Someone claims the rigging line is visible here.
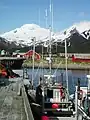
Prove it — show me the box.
[41,58,52,75]
[34,61,42,80]
[53,61,62,75]
[43,67,49,75]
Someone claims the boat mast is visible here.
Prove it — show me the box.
[32,37,35,87]
[45,8,49,53]
[65,37,69,96]
[49,0,52,79]
[51,3,53,32]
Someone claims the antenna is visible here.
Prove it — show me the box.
[45,9,48,28]
[52,3,53,32]
[38,9,40,26]
[45,8,49,53]
[50,0,52,29]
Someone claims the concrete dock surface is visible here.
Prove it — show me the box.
[0,78,26,120]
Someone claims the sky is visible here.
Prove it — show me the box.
[0,0,90,33]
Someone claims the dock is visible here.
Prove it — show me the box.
[0,75,88,120]
[23,63,90,70]
[0,77,34,120]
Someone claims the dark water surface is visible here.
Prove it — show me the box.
[27,68,89,94]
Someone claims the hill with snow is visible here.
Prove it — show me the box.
[1,21,90,53]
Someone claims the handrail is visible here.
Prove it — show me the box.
[78,104,90,120]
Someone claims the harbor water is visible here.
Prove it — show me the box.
[13,69,89,95]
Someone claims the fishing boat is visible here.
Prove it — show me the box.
[40,0,74,118]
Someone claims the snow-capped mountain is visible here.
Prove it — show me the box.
[54,21,90,42]
[1,21,90,48]
[0,24,53,47]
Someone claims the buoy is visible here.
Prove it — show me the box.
[41,116,49,120]
[52,103,59,109]
[2,71,7,76]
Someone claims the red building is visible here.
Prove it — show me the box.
[23,50,41,60]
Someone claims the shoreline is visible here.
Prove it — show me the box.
[22,63,90,70]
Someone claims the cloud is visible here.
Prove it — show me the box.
[78,12,86,17]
